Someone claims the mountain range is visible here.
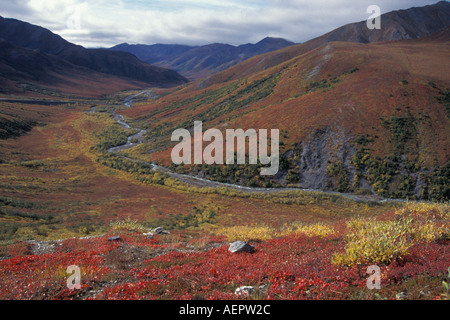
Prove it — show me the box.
[110,37,296,80]
[110,1,450,80]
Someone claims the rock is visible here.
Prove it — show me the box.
[153,227,170,235]
[228,241,254,253]
[143,232,154,239]
[235,286,255,296]
[108,236,121,241]
[235,285,266,296]
[396,292,408,300]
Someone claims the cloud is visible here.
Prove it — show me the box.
[0,0,441,48]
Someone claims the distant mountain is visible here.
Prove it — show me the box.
[110,43,195,65]
[321,1,450,43]
[110,37,295,80]
[0,39,163,97]
[203,1,450,85]
[0,16,188,87]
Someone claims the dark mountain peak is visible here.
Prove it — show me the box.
[0,16,187,86]
[322,1,450,43]
[0,16,72,56]
[256,37,295,45]
[111,37,296,80]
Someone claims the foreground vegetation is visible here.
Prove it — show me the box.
[0,202,448,300]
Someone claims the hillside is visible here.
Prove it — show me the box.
[118,28,450,201]
[110,37,295,80]
[199,1,450,85]
[0,16,188,87]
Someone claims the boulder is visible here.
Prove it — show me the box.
[108,236,121,241]
[153,227,170,235]
[228,241,254,253]
[235,286,255,296]
[143,232,154,239]
[235,285,266,296]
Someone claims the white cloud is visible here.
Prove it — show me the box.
[0,0,441,47]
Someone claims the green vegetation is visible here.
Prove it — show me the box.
[382,111,418,155]
[175,205,217,229]
[422,161,450,201]
[0,119,36,139]
[306,67,359,94]
[149,205,218,231]
[96,153,154,175]
[326,161,350,193]
[435,88,450,118]
[92,124,137,152]
[350,131,449,200]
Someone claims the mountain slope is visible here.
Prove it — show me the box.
[119,27,450,201]
[0,39,156,97]
[110,43,195,65]
[0,16,188,86]
[110,37,295,80]
[201,1,450,86]
[323,0,450,43]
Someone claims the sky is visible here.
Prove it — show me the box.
[0,0,443,48]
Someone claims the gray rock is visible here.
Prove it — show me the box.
[228,241,254,253]
[108,236,121,241]
[153,227,170,235]
[235,285,266,296]
[396,292,408,300]
[235,286,255,296]
[143,232,154,239]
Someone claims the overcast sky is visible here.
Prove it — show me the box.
[0,0,443,48]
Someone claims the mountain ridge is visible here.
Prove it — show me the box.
[0,16,188,87]
[109,1,450,81]
[110,37,296,80]
[198,1,450,86]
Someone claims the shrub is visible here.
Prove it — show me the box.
[332,218,413,266]
[395,202,449,220]
[213,222,335,242]
[410,223,448,242]
[110,217,147,233]
[213,225,275,242]
[280,222,335,238]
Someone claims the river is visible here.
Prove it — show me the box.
[103,90,405,204]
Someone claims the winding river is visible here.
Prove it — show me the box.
[103,90,404,204]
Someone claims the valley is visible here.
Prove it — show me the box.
[0,1,448,302]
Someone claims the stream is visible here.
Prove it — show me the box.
[101,90,405,204]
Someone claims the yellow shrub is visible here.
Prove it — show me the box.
[411,223,448,242]
[213,225,275,242]
[280,222,335,238]
[214,222,335,242]
[395,201,449,220]
[332,218,413,266]
[110,217,147,233]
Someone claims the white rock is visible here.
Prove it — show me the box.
[228,241,254,253]
[235,286,255,296]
